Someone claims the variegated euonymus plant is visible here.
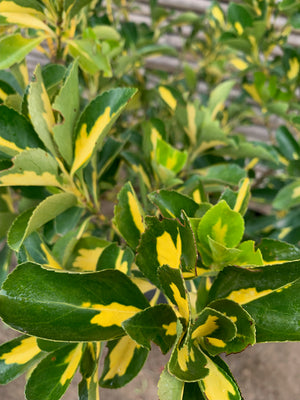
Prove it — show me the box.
[0,1,300,400]
[0,62,298,400]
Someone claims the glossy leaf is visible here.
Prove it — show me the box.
[275,126,300,161]
[66,236,109,271]
[136,217,183,287]
[0,243,10,285]
[78,342,101,400]
[0,34,45,70]
[8,192,77,251]
[258,238,300,263]
[199,354,241,400]
[0,335,44,384]
[122,304,177,354]
[197,200,244,266]
[99,336,149,388]
[52,61,79,166]
[71,87,137,175]
[113,181,145,250]
[168,321,208,382]
[28,65,56,155]
[0,148,62,188]
[0,105,43,157]
[96,243,133,275]
[148,190,199,221]
[0,262,149,341]
[204,299,255,355]
[158,265,190,324]
[25,343,84,400]
[208,261,300,341]
[200,164,246,186]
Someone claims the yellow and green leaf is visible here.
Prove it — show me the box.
[0,263,149,341]
[99,336,149,388]
[25,343,84,400]
[122,304,177,354]
[71,87,137,175]
[113,181,145,250]
[8,192,77,251]
[0,335,45,384]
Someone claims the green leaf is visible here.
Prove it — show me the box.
[0,105,43,157]
[168,321,208,382]
[205,299,255,355]
[208,261,300,341]
[28,65,57,155]
[158,265,190,324]
[68,39,112,76]
[97,243,134,275]
[220,178,251,216]
[71,87,137,175]
[52,61,79,166]
[66,236,109,271]
[158,368,184,400]
[191,307,236,345]
[228,3,253,34]
[64,0,94,18]
[148,189,199,221]
[200,164,246,186]
[0,243,10,285]
[154,137,187,175]
[78,342,101,400]
[8,192,77,251]
[183,381,205,400]
[99,336,149,388]
[122,304,177,354]
[275,126,300,161]
[0,262,149,341]
[208,80,235,120]
[113,181,145,250]
[199,354,241,400]
[197,200,244,266]
[136,217,183,287]
[137,44,177,57]
[273,181,300,210]
[0,148,62,188]
[0,34,45,70]
[0,335,44,384]
[258,238,300,263]
[25,343,84,400]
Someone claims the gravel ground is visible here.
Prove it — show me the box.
[0,322,299,400]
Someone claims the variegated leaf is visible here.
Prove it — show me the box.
[148,190,199,221]
[122,304,177,354]
[168,321,208,382]
[8,192,77,251]
[99,336,149,388]
[113,181,145,250]
[79,342,101,400]
[208,261,300,341]
[25,343,84,400]
[158,265,190,325]
[199,354,241,400]
[197,200,244,266]
[220,177,251,216]
[0,105,43,157]
[0,148,62,188]
[66,237,110,271]
[204,299,255,355]
[0,262,149,341]
[0,34,45,70]
[52,61,79,166]
[136,217,183,287]
[0,335,45,384]
[28,65,56,154]
[258,238,300,263]
[71,87,137,175]
[97,243,134,275]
